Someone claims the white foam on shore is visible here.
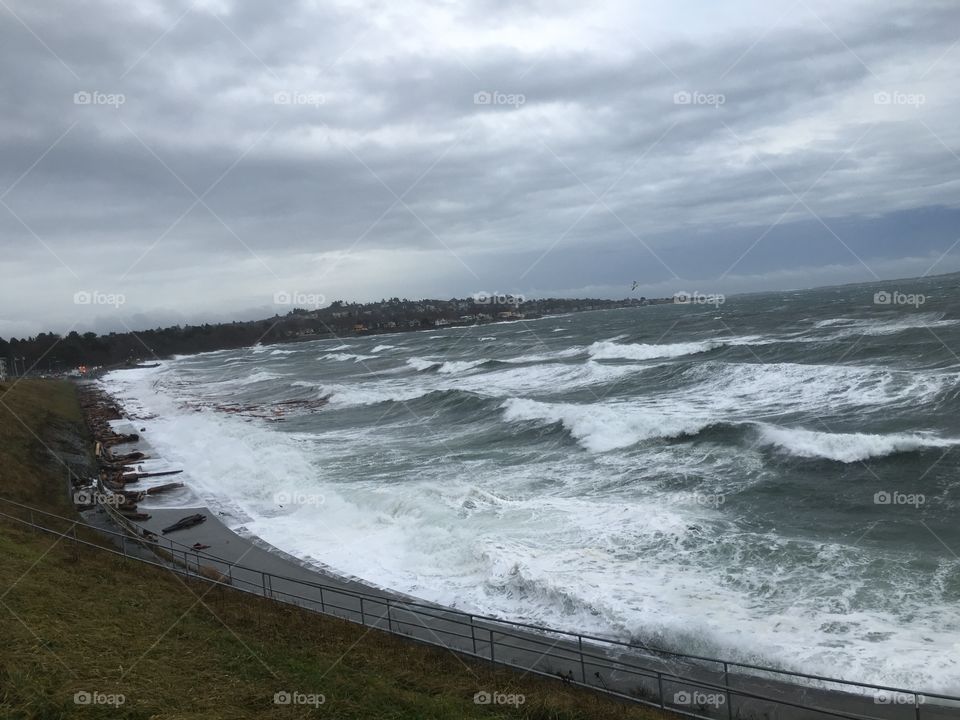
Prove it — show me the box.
[126,384,959,692]
[96,348,960,695]
[100,365,330,518]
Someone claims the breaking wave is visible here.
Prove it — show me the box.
[756,424,960,463]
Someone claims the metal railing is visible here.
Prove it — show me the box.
[1,495,957,720]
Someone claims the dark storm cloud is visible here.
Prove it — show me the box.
[1,0,959,334]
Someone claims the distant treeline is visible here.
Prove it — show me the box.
[2,296,658,374]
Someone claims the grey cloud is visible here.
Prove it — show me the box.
[1,0,959,335]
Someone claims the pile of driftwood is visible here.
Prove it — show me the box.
[78,385,185,520]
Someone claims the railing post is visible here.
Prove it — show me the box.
[360,597,366,625]
[319,586,325,612]
[470,615,477,655]
[725,661,732,720]
[489,628,495,666]
[261,572,267,597]
[916,693,922,720]
[658,672,664,709]
[386,600,393,632]
[578,635,586,683]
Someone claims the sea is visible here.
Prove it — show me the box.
[101,273,960,693]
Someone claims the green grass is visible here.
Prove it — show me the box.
[0,380,677,720]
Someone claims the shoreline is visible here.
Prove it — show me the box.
[78,380,960,719]
[4,379,680,719]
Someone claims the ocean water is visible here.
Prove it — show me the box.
[101,275,960,693]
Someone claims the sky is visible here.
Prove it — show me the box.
[1,0,959,336]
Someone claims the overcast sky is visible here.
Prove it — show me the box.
[1,0,959,336]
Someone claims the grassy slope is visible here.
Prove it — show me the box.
[0,380,675,720]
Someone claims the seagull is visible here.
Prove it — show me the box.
[631,281,639,291]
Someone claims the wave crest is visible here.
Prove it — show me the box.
[756,424,959,463]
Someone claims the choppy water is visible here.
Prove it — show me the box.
[102,274,960,692]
